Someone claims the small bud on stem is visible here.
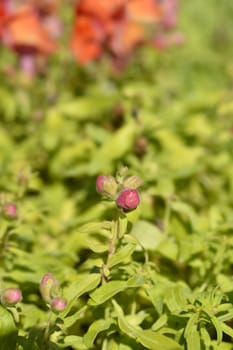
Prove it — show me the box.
[116,188,140,212]
[2,202,18,220]
[96,175,118,198]
[40,273,59,304]
[50,296,67,313]
[1,287,22,306]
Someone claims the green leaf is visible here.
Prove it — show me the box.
[87,123,137,174]
[113,300,182,350]
[89,281,127,306]
[134,329,182,350]
[112,299,138,336]
[63,305,87,329]
[152,314,168,331]
[164,285,188,313]
[170,201,197,227]
[156,239,178,261]
[60,336,88,349]
[62,273,101,316]
[210,315,223,345]
[130,220,165,251]
[58,94,117,120]
[107,242,136,268]
[200,325,211,348]
[184,314,201,350]
[217,274,233,292]
[89,276,144,306]
[0,306,18,350]
[221,322,233,339]
[78,221,112,234]
[84,238,109,253]
[118,216,128,238]
[83,319,114,347]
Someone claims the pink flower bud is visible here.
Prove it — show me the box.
[50,296,67,313]
[96,175,118,198]
[2,202,18,220]
[116,189,140,212]
[40,273,59,304]
[1,287,22,306]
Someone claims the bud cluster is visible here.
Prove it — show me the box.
[40,273,67,313]
[96,170,141,213]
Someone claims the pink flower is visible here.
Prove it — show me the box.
[40,273,59,303]
[96,175,118,198]
[116,188,140,212]
[1,287,22,306]
[2,202,18,219]
[51,296,67,313]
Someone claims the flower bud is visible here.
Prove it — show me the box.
[96,175,118,198]
[123,176,142,189]
[2,202,18,220]
[40,273,59,304]
[50,296,67,313]
[1,288,22,307]
[116,189,140,212]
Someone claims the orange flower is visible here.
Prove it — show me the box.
[127,0,162,23]
[1,5,57,54]
[110,20,144,56]
[78,0,125,20]
[70,0,167,67]
[0,3,8,38]
[70,14,105,64]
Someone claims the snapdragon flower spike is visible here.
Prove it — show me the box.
[96,175,118,198]
[40,273,59,304]
[50,296,67,313]
[116,188,140,212]
[1,287,22,307]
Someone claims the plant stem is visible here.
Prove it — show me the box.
[42,310,53,349]
[107,219,118,263]
[101,217,120,283]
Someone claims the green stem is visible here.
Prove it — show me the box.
[42,310,54,349]
[101,216,120,283]
[107,219,118,264]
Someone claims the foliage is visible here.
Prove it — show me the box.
[0,0,233,349]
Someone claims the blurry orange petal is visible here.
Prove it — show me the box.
[128,0,162,23]
[3,6,57,53]
[0,4,8,36]
[70,15,104,64]
[78,0,125,20]
[110,21,144,56]
[71,38,102,64]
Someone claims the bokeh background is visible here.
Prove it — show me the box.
[1,1,233,348]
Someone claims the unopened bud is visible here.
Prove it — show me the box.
[1,288,22,306]
[96,175,118,198]
[116,189,140,212]
[2,202,18,220]
[123,176,142,189]
[50,296,67,313]
[40,273,59,304]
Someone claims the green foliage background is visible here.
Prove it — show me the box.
[1,0,233,349]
